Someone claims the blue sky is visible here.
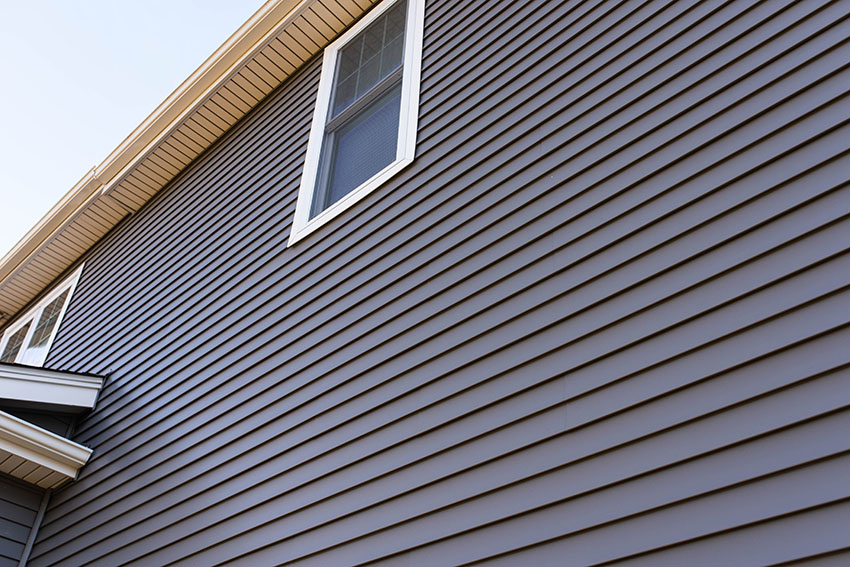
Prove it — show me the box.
[0,0,266,257]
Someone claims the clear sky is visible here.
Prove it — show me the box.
[0,0,267,257]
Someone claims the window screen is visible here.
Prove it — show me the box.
[316,84,402,212]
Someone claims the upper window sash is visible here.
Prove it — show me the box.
[0,265,83,367]
[329,0,407,120]
[289,0,425,246]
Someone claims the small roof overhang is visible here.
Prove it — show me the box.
[0,363,103,487]
[0,362,103,413]
[0,410,93,488]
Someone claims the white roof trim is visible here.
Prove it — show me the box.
[0,410,92,487]
[0,363,103,411]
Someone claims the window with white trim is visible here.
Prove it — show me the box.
[0,265,83,367]
[289,0,425,245]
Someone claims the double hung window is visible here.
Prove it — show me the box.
[289,0,424,244]
[0,266,83,366]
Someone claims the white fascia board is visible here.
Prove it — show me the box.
[0,410,92,479]
[0,364,103,410]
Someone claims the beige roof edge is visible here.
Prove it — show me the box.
[0,0,302,286]
[95,0,296,185]
[0,0,373,320]
[95,0,307,185]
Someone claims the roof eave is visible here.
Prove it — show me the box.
[0,0,374,324]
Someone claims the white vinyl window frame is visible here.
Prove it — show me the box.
[288,0,425,246]
[0,265,84,367]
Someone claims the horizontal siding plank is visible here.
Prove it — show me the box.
[453,457,850,567]
[777,547,850,567]
[0,498,36,530]
[601,504,850,567]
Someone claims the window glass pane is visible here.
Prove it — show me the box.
[331,0,407,117]
[1,322,31,363]
[381,34,404,78]
[384,0,406,41]
[381,0,406,76]
[334,74,358,113]
[18,290,69,366]
[361,19,385,64]
[358,51,382,97]
[319,83,402,212]
[337,35,362,81]
[27,290,69,349]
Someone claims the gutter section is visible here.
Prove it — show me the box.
[95,0,306,189]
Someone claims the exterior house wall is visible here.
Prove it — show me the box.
[0,475,43,567]
[19,0,850,564]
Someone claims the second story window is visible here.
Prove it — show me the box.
[289,0,425,245]
[0,265,83,366]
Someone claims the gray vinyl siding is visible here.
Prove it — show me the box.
[0,475,42,567]
[24,0,850,564]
